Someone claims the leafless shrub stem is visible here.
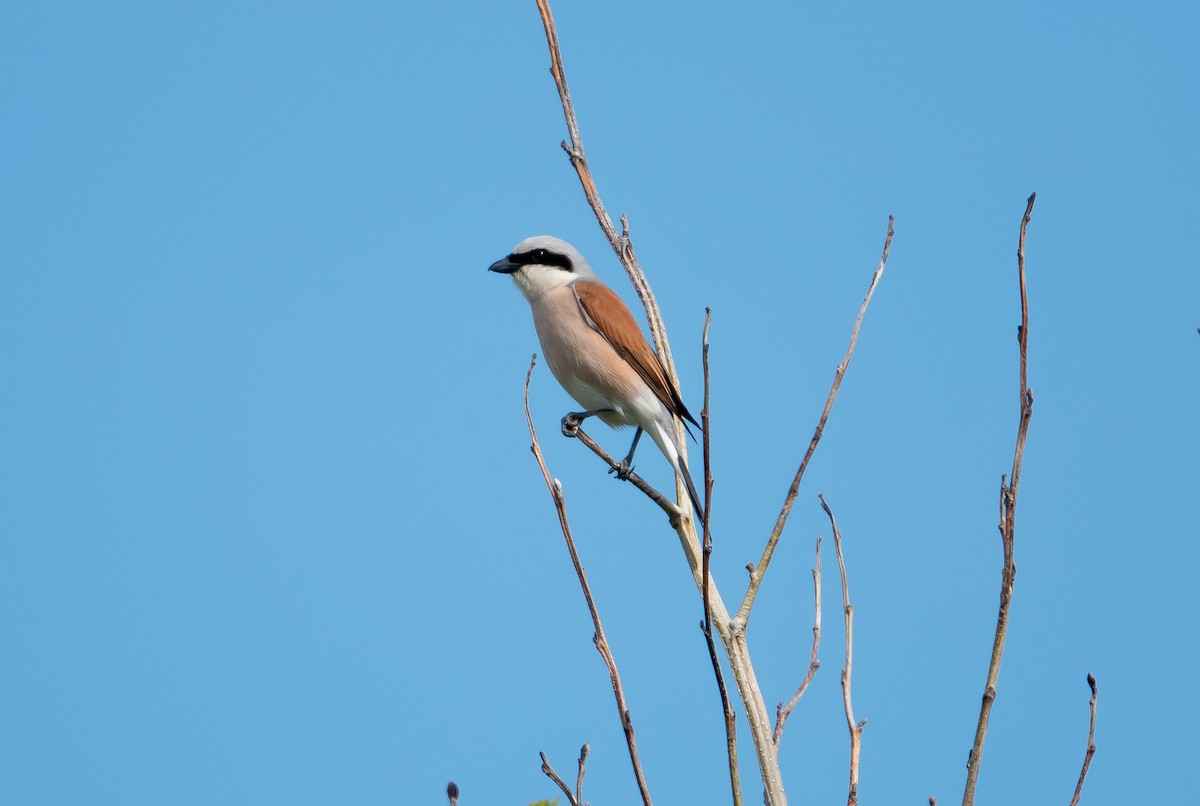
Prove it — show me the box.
[962,192,1036,806]
[1068,674,1099,806]
[532,0,674,372]
[773,536,822,748]
[822,494,862,806]
[540,750,581,806]
[739,217,894,626]
[525,357,653,806]
[700,309,741,805]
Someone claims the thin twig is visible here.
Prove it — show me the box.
[446,781,459,806]
[773,535,822,747]
[576,743,590,806]
[700,309,741,806]
[962,192,1036,806]
[540,752,580,806]
[822,494,862,806]
[739,216,894,626]
[532,0,673,370]
[1068,674,1099,806]
[525,356,654,806]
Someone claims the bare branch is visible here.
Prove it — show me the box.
[532,0,675,374]
[962,192,1037,806]
[560,420,685,522]
[773,535,822,747]
[532,6,785,801]
[446,781,459,806]
[525,356,654,806]
[739,216,894,626]
[1068,674,1099,806]
[576,743,590,806]
[822,494,862,806]
[700,309,741,806]
[540,752,580,806]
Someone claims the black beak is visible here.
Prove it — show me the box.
[488,256,519,275]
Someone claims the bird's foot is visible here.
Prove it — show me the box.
[561,412,585,437]
[608,458,634,481]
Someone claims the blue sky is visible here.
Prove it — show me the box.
[3,2,1197,804]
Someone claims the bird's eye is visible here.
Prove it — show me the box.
[532,249,549,261]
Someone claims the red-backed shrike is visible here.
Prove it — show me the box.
[490,235,703,517]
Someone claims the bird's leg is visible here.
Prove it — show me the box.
[561,408,614,438]
[608,427,643,481]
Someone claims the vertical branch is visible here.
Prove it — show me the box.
[1067,674,1099,806]
[446,781,459,806]
[700,309,741,806]
[534,0,697,548]
[575,743,590,806]
[773,535,822,748]
[530,4,787,803]
[532,0,673,369]
[525,356,654,806]
[962,192,1036,806]
[821,494,862,806]
[739,216,894,626]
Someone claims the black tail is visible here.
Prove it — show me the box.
[676,453,705,521]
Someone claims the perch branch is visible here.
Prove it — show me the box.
[562,421,682,519]
[525,356,654,806]
[1067,674,1099,806]
[823,494,863,806]
[962,192,1036,806]
[739,216,894,626]
[773,535,822,747]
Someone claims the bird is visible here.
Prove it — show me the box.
[489,235,704,518]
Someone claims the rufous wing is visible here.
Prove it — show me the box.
[572,280,699,427]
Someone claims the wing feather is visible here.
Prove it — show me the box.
[572,281,700,428]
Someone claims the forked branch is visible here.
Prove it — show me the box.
[962,192,1037,806]
[539,746,589,806]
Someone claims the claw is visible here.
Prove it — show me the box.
[561,412,584,437]
[608,459,634,481]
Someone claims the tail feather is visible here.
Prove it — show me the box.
[675,453,705,521]
[647,418,705,521]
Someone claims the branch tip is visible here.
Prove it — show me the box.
[963,196,1036,806]
[739,214,893,626]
